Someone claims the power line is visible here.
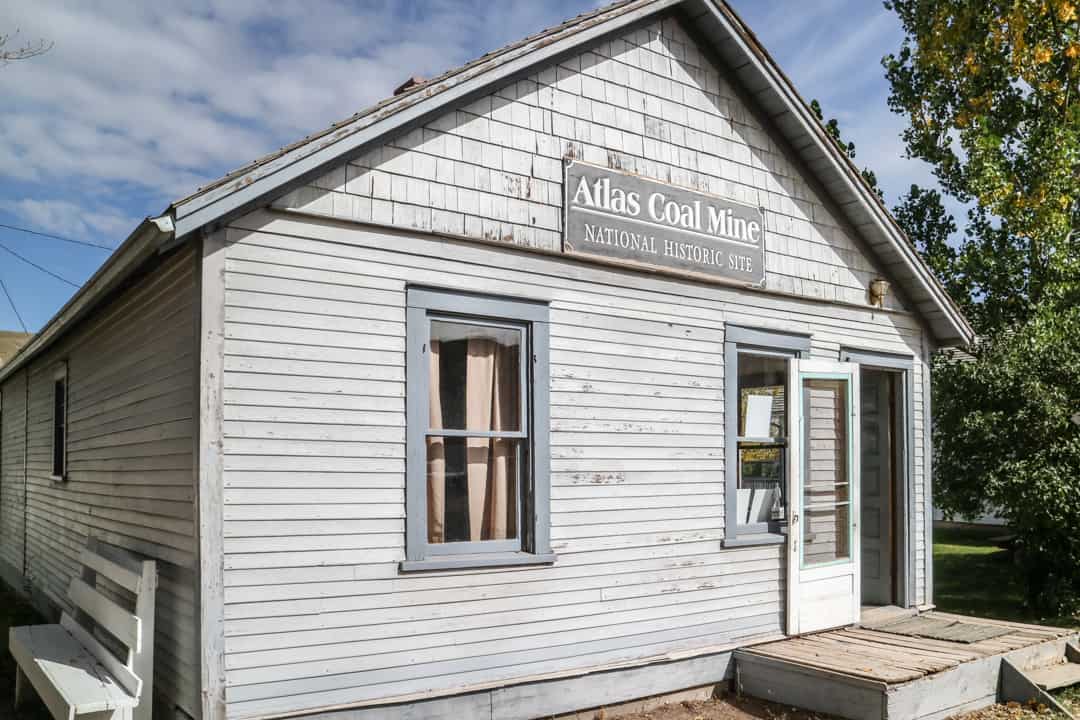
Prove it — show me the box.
[0,222,115,251]
[0,242,80,288]
[0,274,27,332]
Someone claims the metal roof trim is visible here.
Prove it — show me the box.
[169,0,678,237]
[0,218,169,384]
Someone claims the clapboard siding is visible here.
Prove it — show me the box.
[210,13,932,717]
[0,370,27,585]
[276,15,907,313]
[0,247,200,718]
[217,208,929,718]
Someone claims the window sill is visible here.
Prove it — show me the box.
[400,552,556,573]
[49,474,67,484]
[721,533,786,548]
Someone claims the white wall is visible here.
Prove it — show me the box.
[269,6,932,611]
[215,12,933,718]
[275,16,908,314]
[0,246,201,718]
[0,370,27,589]
[218,207,929,718]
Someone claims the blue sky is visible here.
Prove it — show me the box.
[0,0,942,333]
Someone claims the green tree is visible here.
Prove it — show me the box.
[810,99,884,199]
[892,185,971,309]
[884,0,1080,313]
[808,100,970,313]
[883,0,1080,614]
[933,305,1080,613]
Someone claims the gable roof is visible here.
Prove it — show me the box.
[0,0,973,383]
[168,0,679,238]
[168,0,972,345]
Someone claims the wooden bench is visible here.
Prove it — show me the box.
[8,538,156,720]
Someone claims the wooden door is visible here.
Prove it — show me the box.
[787,359,860,635]
[860,369,894,606]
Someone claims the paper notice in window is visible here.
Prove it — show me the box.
[745,394,774,438]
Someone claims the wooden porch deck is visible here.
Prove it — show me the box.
[734,610,1080,720]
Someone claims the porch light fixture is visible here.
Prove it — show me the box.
[869,278,890,308]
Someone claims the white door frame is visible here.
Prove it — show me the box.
[786,358,861,635]
[840,348,919,610]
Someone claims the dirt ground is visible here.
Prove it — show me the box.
[949,686,1080,720]
[592,693,1080,720]
[575,692,837,720]
[950,700,1063,720]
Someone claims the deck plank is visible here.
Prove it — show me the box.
[1026,662,1080,691]
[842,629,983,661]
[824,633,971,666]
[864,615,1014,644]
[801,635,949,668]
[929,612,1070,637]
[743,611,1078,690]
[748,639,923,683]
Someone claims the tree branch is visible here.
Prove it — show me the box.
[0,30,53,65]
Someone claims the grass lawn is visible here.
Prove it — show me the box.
[933,523,1079,629]
[926,524,1080,720]
[1058,686,1080,717]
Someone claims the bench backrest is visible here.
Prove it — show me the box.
[61,537,156,718]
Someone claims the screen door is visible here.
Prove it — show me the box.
[786,359,860,635]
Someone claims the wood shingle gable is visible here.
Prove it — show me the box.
[164,0,972,346]
[271,14,910,314]
[1,0,974,387]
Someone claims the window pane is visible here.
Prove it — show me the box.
[802,378,850,565]
[53,379,65,476]
[738,354,786,439]
[737,445,785,524]
[805,505,851,565]
[426,436,519,543]
[429,320,522,432]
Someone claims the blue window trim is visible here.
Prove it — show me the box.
[722,325,811,548]
[403,286,552,571]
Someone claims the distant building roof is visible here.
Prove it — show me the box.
[0,331,32,368]
[941,346,977,364]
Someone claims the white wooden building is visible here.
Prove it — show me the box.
[0,1,975,718]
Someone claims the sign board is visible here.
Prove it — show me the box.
[563,161,766,286]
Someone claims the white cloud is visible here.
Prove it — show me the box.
[0,0,965,250]
[0,0,589,233]
[2,198,133,245]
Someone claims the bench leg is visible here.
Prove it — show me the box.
[14,665,28,709]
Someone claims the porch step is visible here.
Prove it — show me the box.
[1026,661,1080,691]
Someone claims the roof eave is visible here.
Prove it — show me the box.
[0,217,173,384]
[690,0,974,346]
[170,0,972,347]
[169,0,680,241]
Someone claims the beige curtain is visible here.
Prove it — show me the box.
[465,339,519,541]
[427,336,519,543]
[465,339,496,541]
[427,341,445,543]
